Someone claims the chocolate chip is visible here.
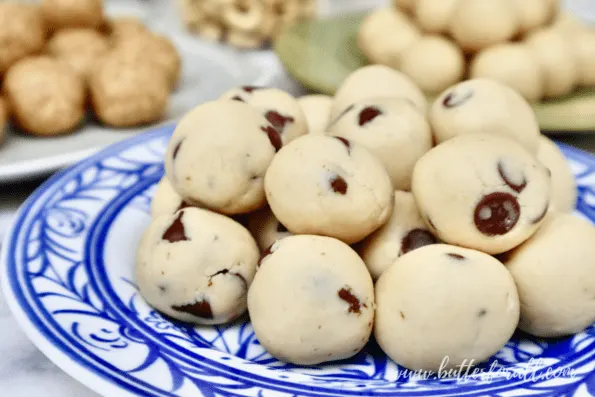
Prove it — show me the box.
[172,300,213,319]
[478,309,487,317]
[338,287,361,314]
[447,253,465,260]
[265,111,295,134]
[162,211,188,243]
[172,140,183,159]
[401,228,439,255]
[261,125,282,152]
[276,222,288,233]
[334,136,351,153]
[358,106,382,126]
[474,192,520,236]
[231,96,244,102]
[330,175,348,194]
[497,161,527,193]
[494,251,512,263]
[242,86,261,93]
[442,89,473,108]
[531,201,549,224]
[400,311,405,320]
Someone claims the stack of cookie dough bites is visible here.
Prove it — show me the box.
[137,67,595,372]
[359,0,595,103]
[0,0,180,142]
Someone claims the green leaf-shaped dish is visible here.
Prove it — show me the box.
[274,12,595,133]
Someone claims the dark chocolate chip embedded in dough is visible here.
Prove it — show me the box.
[242,86,261,93]
[330,175,348,195]
[401,228,439,255]
[261,125,282,152]
[400,311,405,320]
[265,111,295,134]
[474,192,520,236]
[177,201,192,212]
[338,287,361,314]
[447,253,465,260]
[334,136,351,153]
[497,161,527,193]
[358,106,382,126]
[172,300,213,319]
[172,139,183,159]
[478,309,487,317]
[442,89,473,108]
[162,211,188,243]
[231,96,244,102]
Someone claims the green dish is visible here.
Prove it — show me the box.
[274,12,595,132]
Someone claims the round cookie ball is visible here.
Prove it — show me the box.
[429,78,541,153]
[0,3,45,74]
[375,244,520,372]
[4,56,85,136]
[331,65,427,120]
[247,207,293,251]
[526,28,578,99]
[504,214,595,337]
[89,50,169,127]
[265,134,394,244]
[511,0,552,33]
[470,43,544,103]
[248,235,375,365]
[41,0,103,30]
[399,35,465,95]
[136,207,259,325]
[165,100,278,215]
[327,96,432,190]
[359,191,439,280]
[568,30,595,87]
[220,86,308,146]
[536,136,577,213]
[46,28,109,79]
[0,97,8,143]
[449,0,519,53]
[297,94,333,134]
[411,133,551,255]
[357,8,421,70]
[151,177,198,219]
[414,0,459,34]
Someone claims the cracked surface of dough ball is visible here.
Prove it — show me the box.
[414,0,458,34]
[46,28,109,78]
[90,50,169,127]
[136,207,259,325]
[249,235,375,365]
[0,3,45,74]
[4,56,85,136]
[536,136,577,213]
[399,35,465,95]
[41,0,103,30]
[297,94,333,134]
[247,207,293,251]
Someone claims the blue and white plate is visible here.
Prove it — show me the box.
[2,125,595,397]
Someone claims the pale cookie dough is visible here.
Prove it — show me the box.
[265,134,394,245]
[429,78,541,153]
[470,43,544,103]
[247,207,292,251]
[136,207,259,325]
[331,65,427,121]
[504,214,595,338]
[357,8,421,69]
[46,28,110,79]
[375,244,520,372]
[4,56,85,136]
[393,0,416,14]
[536,136,577,213]
[297,94,333,134]
[568,30,595,87]
[0,3,45,74]
[359,191,439,280]
[414,0,459,34]
[151,177,197,219]
[411,133,551,255]
[327,96,432,190]
[89,50,169,127]
[449,0,519,53]
[41,0,104,30]
[526,28,578,99]
[511,0,552,33]
[248,235,375,365]
[165,100,278,215]
[552,11,587,33]
[220,86,308,145]
[399,35,465,95]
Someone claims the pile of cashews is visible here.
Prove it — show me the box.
[178,0,316,49]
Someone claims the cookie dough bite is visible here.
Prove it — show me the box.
[297,94,332,134]
[504,214,595,338]
[399,35,465,95]
[511,0,551,34]
[46,28,109,79]
[90,50,169,127]
[136,207,259,325]
[359,191,439,280]
[375,244,520,372]
[470,43,543,103]
[265,134,394,245]
[220,87,308,146]
[0,3,45,74]
[165,100,278,215]
[248,235,375,365]
[357,8,421,70]
[414,0,459,34]
[327,96,432,190]
[247,207,293,251]
[41,0,103,30]
[411,133,551,255]
[449,0,519,53]
[536,136,577,213]
[331,65,427,120]
[4,56,85,136]
[569,30,595,87]
[151,177,197,219]
[429,79,541,153]
[526,28,578,99]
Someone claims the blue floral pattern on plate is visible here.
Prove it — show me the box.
[2,124,595,397]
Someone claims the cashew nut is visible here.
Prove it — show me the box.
[222,0,265,33]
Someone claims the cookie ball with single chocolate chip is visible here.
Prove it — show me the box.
[46,28,109,79]
[136,207,259,325]
[247,207,293,251]
[41,0,104,30]
[248,235,375,365]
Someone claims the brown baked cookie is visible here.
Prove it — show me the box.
[4,56,85,136]
[41,0,104,30]
[104,16,149,42]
